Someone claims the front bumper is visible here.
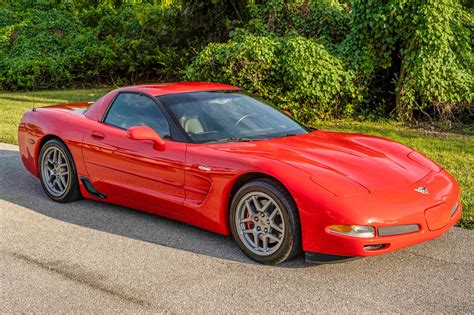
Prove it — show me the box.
[308,202,461,259]
[298,170,462,258]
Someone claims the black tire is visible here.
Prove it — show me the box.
[230,178,301,265]
[38,139,82,203]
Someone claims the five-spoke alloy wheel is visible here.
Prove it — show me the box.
[41,146,70,197]
[230,178,301,265]
[235,191,285,256]
[39,139,81,202]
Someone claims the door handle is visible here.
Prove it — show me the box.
[91,131,105,140]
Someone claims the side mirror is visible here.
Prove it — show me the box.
[282,109,292,117]
[127,126,165,147]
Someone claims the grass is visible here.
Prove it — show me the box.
[0,88,113,144]
[0,88,472,229]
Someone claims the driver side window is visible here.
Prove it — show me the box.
[104,93,171,138]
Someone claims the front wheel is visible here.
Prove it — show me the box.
[230,178,301,265]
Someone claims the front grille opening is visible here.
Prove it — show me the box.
[378,224,420,236]
[363,244,386,251]
[450,202,460,217]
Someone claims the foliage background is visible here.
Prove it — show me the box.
[0,0,473,123]
[0,0,472,227]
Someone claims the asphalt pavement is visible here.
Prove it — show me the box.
[1,142,473,313]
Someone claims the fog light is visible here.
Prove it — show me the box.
[364,244,385,251]
[328,225,375,238]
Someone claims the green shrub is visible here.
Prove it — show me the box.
[245,0,350,44]
[226,0,473,122]
[78,3,186,84]
[347,0,474,121]
[0,8,82,89]
[186,32,357,121]
[278,36,357,120]
[186,33,279,98]
[1,0,472,124]
[0,3,195,90]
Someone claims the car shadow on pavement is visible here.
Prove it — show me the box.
[0,150,310,268]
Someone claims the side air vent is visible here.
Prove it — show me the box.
[80,177,107,199]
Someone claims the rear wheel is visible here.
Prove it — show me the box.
[230,178,301,265]
[38,139,81,203]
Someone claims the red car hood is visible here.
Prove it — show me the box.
[214,130,435,191]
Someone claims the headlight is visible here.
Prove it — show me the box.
[328,225,375,238]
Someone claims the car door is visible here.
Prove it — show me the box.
[82,92,186,213]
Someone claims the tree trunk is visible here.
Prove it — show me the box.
[395,60,405,117]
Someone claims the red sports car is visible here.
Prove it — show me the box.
[18,82,462,264]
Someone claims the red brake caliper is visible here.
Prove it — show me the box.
[245,209,253,229]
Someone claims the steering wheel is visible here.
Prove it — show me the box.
[233,114,255,129]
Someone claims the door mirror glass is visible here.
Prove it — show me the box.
[127,126,165,147]
[282,109,292,117]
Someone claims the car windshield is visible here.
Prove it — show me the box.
[157,91,308,143]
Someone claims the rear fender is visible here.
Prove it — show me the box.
[18,108,92,179]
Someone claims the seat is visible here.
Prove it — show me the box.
[180,116,204,134]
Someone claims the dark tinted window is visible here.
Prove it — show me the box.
[104,93,170,137]
[158,92,307,143]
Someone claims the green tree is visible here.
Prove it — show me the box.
[347,0,473,121]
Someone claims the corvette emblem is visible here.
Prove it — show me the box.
[414,186,429,194]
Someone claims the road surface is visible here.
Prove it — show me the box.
[1,143,473,313]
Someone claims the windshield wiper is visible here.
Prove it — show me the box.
[208,137,264,143]
[276,133,297,138]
